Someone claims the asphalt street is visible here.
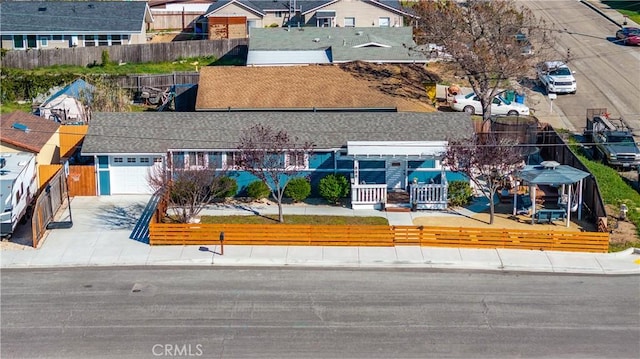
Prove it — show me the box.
[523,0,640,132]
[2,268,639,359]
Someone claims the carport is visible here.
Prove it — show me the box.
[518,161,591,227]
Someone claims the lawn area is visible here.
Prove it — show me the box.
[201,215,389,225]
[602,1,640,23]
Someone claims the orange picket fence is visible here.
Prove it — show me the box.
[149,223,609,253]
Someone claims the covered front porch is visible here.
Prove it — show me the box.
[346,141,450,211]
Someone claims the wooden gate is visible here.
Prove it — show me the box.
[31,169,67,247]
[67,165,96,196]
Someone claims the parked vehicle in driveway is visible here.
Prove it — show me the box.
[584,108,640,169]
[615,27,640,46]
[536,61,577,94]
[451,92,530,116]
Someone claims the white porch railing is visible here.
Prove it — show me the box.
[410,183,448,210]
[351,184,387,210]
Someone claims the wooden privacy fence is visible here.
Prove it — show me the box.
[31,169,67,248]
[149,223,609,253]
[2,39,248,69]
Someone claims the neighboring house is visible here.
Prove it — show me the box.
[195,65,430,112]
[202,0,414,39]
[0,112,61,168]
[81,111,471,210]
[0,1,154,50]
[247,27,426,65]
[0,112,63,188]
[148,0,210,32]
[35,79,94,125]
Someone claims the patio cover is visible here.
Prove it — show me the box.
[347,141,447,158]
[518,161,590,227]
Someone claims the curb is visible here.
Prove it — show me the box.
[580,0,622,28]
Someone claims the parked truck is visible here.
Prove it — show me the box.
[584,108,640,169]
[0,152,38,239]
[536,61,577,94]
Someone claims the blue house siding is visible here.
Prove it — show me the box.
[309,152,334,170]
[359,160,385,169]
[408,160,436,169]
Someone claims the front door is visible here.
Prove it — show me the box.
[386,160,405,189]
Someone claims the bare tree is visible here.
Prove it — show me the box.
[413,0,552,123]
[236,124,314,223]
[85,75,131,112]
[147,165,232,223]
[443,134,524,224]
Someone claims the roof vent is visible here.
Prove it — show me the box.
[0,170,9,176]
[88,4,94,9]
[38,7,46,11]
[540,160,560,169]
[312,38,320,42]
[356,31,364,36]
[12,123,30,133]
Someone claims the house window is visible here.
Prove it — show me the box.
[98,35,109,46]
[27,35,37,48]
[378,17,390,27]
[13,35,24,49]
[153,157,163,163]
[275,11,283,18]
[172,153,185,169]
[39,36,49,47]
[111,35,122,45]
[140,158,150,163]
[52,35,63,41]
[207,152,220,169]
[127,157,136,163]
[114,157,123,163]
[187,152,207,168]
[84,35,97,47]
[344,17,355,27]
[287,151,306,168]
[225,152,238,168]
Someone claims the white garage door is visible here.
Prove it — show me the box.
[109,156,160,194]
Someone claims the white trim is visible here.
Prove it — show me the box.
[347,141,447,157]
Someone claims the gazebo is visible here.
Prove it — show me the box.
[517,161,591,227]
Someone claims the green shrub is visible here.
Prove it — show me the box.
[284,177,311,202]
[213,176,238,198]
[246,180,270,200]
[319,174,350,204]
[101,50,111,67]
[448,180,473,207]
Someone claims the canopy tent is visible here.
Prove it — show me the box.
[517,161,590,227]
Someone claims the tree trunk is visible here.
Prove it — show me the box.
[488,189,495,225]
[277,202,284,223]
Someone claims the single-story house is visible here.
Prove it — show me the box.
[247,26,426,65]
[0,111,62,188]
[202,0,414,39]
[0,1,154,50]
[195,65,431,112]
[81,111,471,209]
[0,112,61,168]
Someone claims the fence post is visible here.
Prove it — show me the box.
[219,231,225,255]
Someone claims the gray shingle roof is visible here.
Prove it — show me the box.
[82,112,472,154]
[0,1,151,34]
[248,27,425,63]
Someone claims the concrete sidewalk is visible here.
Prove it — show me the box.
[1,196,639,275]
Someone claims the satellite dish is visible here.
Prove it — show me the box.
[540,160,560,169]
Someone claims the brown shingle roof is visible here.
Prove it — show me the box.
[0,111,59,153]
[195,65,401,111]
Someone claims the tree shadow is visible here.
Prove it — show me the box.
[95,203,146,230]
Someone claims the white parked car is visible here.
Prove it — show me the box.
[451,92,530,116]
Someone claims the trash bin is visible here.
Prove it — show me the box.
[515,92,525,104]
[504,90,515,102]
